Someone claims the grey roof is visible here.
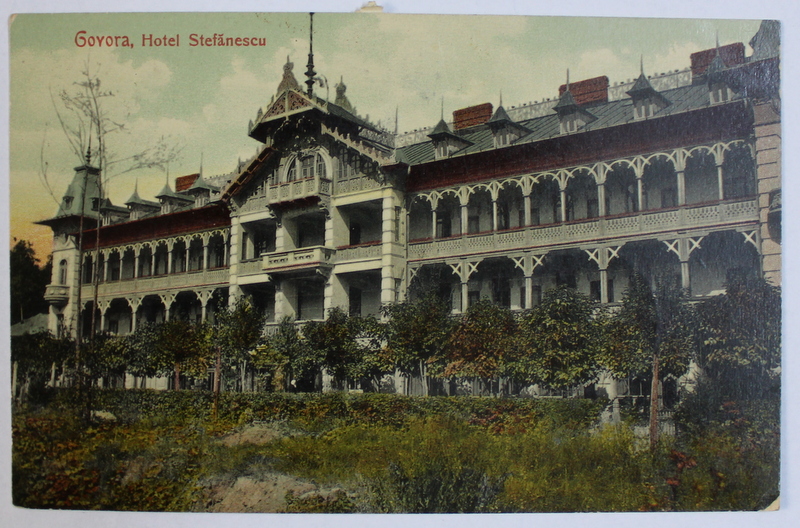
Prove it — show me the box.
[553,89,579,112]
[156,183,194,203]
[396,82,735,166]
[487,105,513,124]
[187,174,220,193]
[627,73,655,96]
[429,119,452,137]
[125,188,159,208]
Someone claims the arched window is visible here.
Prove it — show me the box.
[286,160,297,182]
[59,260,68,285]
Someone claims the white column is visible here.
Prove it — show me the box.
[637,177,644,211]
[677,171,686,206]
[524,275,533,309]
[133,248,140,278]
[716,164,725,200]
[381,192,397,306]
[559,189,567,222]
[431,209,437,239]
[202,241,209,270]
[461,281,469,313]
[102,255,109,282]
[597,183,606,217]
[492,199,498,231]
[523,194,532,227]
[460,204,469,235]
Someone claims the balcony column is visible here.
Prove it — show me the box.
[461,280,469,313]
[492,199,498,231]
[523,193,532,226]
[99,303,107,334]
[325,211,334,248]
[150,249,156,276]
[274,281,287,322]
[460,204,469,235]
[202,239,210,271]
[559,189,567,222]
[597,183,607,217]
[275,220,285,253]
[198,290,213,323]
[102,253,109,283]
[677,170,686,206]
[381,191,397,305]
[167,241,174,274]
[716,163,725,201]
[162,293,176,322]
[133,247,140,278]
[431,209,438,239]
[636,177,644,212]
[185,244,191,272]
[128,297,141,333]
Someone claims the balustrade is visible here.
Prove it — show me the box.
[263,245,335,272]
[408,198,757,260]
[81,268,229,299]
[334,242,382,262]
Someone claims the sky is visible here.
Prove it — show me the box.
[8,10,766,260]
[2,3,799,528]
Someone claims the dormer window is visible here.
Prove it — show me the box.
[91,197,100,211]
[710,83,732,104]
[63,196,73,209]
[495,130,509,148]
[627,72,670,121]
[561,115,581,134]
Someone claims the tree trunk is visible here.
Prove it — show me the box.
[11,361,18,403]
[420,360,429,397]
[174,362,181,390]
[649,352,660,450]
[213,346,221,420]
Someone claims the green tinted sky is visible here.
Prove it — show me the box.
[9,12,763,256]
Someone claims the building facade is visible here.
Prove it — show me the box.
[39,22,780,391]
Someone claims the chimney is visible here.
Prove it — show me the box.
[175,173,200,192]
[453,103,493,130]
[690,43,745,79]
[558,76,610,106]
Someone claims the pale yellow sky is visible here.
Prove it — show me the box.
[8,11,765,259]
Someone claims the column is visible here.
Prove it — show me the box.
[185,244,191,272]
[600,269,609,304]
[133,247,140,278]
[524,275,533,309]
[523,193,532,227]
[559,189,567,222]
[492,199,498,231]
[129,298,141,333]
[324,212,334,248]
[677,170,686,206]
[381,191,397,306]
[637,177,644,211]
[461,203,469,235]
[597,183,607,217]
[716,163,725,201]
[431,209,438,239]
[150,250,156,276]
[202,240,209,270]
[167,241,174,274]
[102,254,109,283]
[461,280,469,313]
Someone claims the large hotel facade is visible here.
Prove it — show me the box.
[39,21,780,391]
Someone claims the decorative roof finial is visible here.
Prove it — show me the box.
[566,69,570,91]
[640,55,644,76]
[499,90,503,108]
[440,96,444,121]
[199,151,204,177]
[394,106,399,135]
[305,12,316,98]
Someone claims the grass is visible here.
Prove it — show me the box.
[12,390,779,512]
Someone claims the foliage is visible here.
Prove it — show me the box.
[442,300,516,380]
[302,307,387,388]
[10,239,51,325]
[213,296,267,374]
[81,333,130,383]
[153,320,213,385]
[11,331,73,400]
[695,275,781,400]
[600,275,695,380]
[381,295,452,378]
[513,286,602,390]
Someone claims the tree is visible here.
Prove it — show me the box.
[513,286,603,392]
[303,307,387,391]
[695,275,781,400]
[382,296,452,395]
[259,317,317,392]
[213,297,268,392]
[600,275,695,448]
[11,331,73,402]
[153,320,213,390]
[10,239,51,325]
[442,300,517,396]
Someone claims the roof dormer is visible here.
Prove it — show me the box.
[428,118,472,160]
[486,103,530,148]
[627,64,670,120]
[553,86,596,135]
[706,50,733,105]
[155,180,194,215]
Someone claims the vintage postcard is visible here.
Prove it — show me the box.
[6,4,785,525]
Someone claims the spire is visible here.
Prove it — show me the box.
[640,54,644,76]
[199,151,204,177]
[276,56,300,94]
[394,106,399,135]
[499,90,503,108]
[305,12,316,98]
[440,96,444,121]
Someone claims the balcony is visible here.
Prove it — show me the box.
[334,242,382,263]
[44,284,70,306]
[409,198,758,260]
[263,246,335,274]
[80,268,230,299]
[269,177,331,204]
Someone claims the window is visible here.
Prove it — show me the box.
[436,213,452,238]
[301,156,314,179]
[468,290,481,308]
[91,197,100,211]
[286,160,297,182]
[316,155,327,179]
[59,260,68,285]
[349,223,362,245]
[349,287,362,316]
[62,196,73,210]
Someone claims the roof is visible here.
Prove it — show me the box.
[396,82,741,167]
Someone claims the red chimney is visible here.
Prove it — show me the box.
[558,76,609,106]
[175,173,200,192]
[690,42,746,78]
[453,103,493,130]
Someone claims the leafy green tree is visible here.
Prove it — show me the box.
[695,275,780,400]
[124,323,163,381]
[81,333,130,387]
[11,331,73,401]
[255,317,317,392]
[213,297,267,392]
[442,300,516,395]
[154,320,213,390]
[303,307,387,391]
[10,239,51,325]
[600,275,695,448]
[513,286,603,391]
[382,296,452,395]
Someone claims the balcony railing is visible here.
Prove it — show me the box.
[81,268,230,299]
[268,177,331,204]
[409,199,758,260]
[334,242,382,262]
[44,284,70,305]
[263,246,335,273]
